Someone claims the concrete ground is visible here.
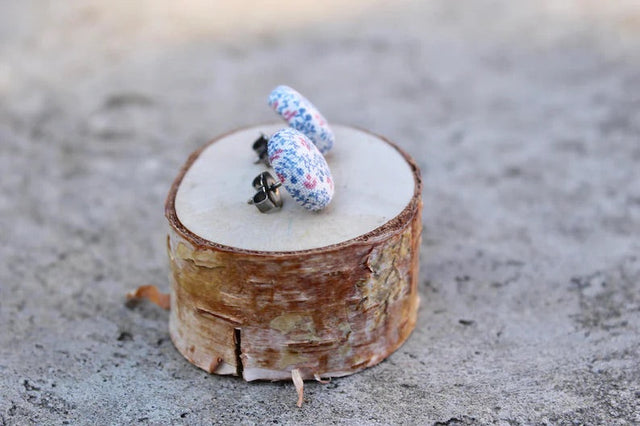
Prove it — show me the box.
[1,1,639,424]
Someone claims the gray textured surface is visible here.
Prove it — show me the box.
[1,1,640,424]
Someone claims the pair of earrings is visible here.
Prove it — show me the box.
[249,86,335,213]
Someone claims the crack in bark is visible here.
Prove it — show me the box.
[286,339,340,351]
[196,307,241,325]
[363,246,376,273]
[234,328,243,377]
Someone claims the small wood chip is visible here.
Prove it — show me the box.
[314,374,331,384]
[126,285,170,310]
[291,368,304,408]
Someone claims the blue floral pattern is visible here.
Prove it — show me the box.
[268,128,334,211]
[268,85,335,155]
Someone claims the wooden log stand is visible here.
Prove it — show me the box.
[164,124,422,383]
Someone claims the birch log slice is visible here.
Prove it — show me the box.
[166,124,422,381]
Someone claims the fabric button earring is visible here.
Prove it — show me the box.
[253,85,335,165]
[249,128,334,212]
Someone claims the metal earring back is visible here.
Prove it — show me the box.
[248,171,283,213]
[252,134,270,166]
